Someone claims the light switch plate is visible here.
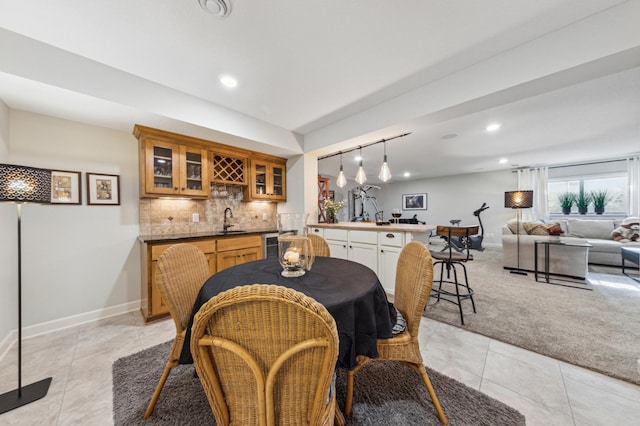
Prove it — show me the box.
[262,212,267,221]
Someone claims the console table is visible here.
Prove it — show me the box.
[621,247,640,283]
[534,240,592,290]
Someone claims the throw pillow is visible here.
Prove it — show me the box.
[523,222,563,236]
[567,220,614,239]
[523,223,549,236]
[388,302,406,335]
[544,221,563,235]
[508,219,542,235]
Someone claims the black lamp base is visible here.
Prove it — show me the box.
[510,270,528,276]
[0,377,52,414]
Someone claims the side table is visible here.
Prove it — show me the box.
[534,240,592,290]
[621,247,640,283]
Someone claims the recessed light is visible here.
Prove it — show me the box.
[403,172,410,178]
[499,158,508,164]
[486,123,502,132]
[219,74,238,88]
[442,133,458,140]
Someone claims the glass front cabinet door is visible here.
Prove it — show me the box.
[143,140,209,198]
[247,158,286,201]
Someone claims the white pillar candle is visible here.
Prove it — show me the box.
[284,250,300,263]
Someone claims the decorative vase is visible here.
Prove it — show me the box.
[277,212,309,235]
[549,234,561,241]
[326,213,337,224]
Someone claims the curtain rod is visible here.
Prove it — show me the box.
[317,132,411,161]
[511,154,639,172]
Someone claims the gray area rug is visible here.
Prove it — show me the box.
[424,246,640,385]
[113,341,525,425]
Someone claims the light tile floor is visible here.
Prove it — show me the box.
[1,282,639,425]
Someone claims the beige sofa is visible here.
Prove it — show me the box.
[502,218,640,278]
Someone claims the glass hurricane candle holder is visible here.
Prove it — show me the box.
[278,235,314,277]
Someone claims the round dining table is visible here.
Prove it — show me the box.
[179,257,394,369]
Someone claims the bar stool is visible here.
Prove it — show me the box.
[429,225,478,325]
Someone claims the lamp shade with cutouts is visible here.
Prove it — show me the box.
[504,190,533,209]
[0,164,51,204]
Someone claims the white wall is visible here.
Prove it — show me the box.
[376,170,519,245]
[0,99,16,350]
[2,111,140,333]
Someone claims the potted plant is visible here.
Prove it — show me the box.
[558,192,575,215]
[323,199,345,223]
[575,190,591,215]
[590,190,610,215]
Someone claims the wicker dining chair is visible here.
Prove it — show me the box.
[143,243,210,419]
[191,284,341,426]
[344,241,448,425]
[307,233,331,257]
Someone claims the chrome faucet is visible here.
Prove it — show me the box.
[223,207,234,231]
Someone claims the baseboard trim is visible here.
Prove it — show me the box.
[0,300,141,361]
[0,330,17,362]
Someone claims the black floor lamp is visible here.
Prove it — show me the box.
[504,190,533,276]
[0,164,52,414]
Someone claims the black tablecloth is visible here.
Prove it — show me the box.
[179,257,394,369]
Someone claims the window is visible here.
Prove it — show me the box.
[547,160,628,215]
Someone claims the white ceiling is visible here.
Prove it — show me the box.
[0,0,639,183]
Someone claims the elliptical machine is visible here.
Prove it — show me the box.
[449,202,490,251]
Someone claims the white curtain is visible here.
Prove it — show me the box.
[628,156,640,216]
[517,167,549,221]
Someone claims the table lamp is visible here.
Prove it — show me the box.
[505,190,533,276]
[0,164,52,414]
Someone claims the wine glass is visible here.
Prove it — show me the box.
[391,209,401,223]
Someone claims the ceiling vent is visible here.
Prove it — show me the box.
[198,0,231,18]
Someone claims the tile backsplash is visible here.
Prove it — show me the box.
[139,198,278,236]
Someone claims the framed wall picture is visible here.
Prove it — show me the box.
[402,193,427,210]
[51,170,82,204]
[87,173,120,205]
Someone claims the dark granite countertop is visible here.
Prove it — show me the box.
[138,228,279,243]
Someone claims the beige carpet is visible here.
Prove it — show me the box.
[423,245,640,386]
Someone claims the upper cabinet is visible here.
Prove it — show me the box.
[134,125,286,201]
[210,151,248,186]
[245,156,287,202]
[141,139,210,198]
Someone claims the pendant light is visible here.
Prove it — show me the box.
[317,132,410,185]
[336,152,347,188]
[378,141,392,182]
[354,147,367,185]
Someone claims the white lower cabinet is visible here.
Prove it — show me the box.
[378,232,405,294]
[324,228,348,260]
[346,230,378,272]
[319,228,407,294]
[307,227,324,236]
[327,239,348,259]
[349,242,378,272]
